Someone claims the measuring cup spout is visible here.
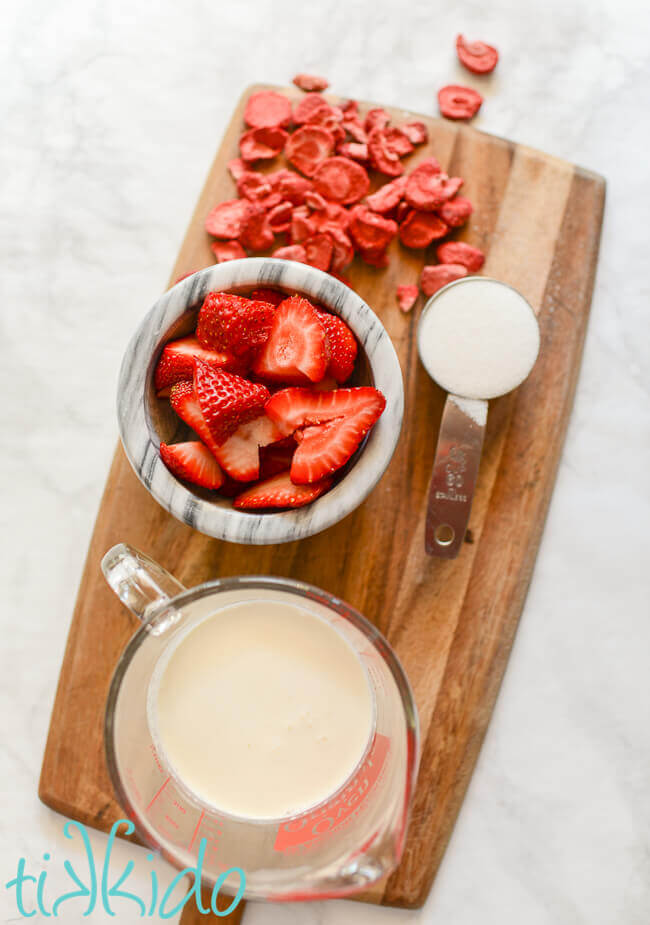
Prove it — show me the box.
[102,544,185,625]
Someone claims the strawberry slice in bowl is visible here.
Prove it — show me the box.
[154,335,242,396]
[160,441,224,490]
[252,295,330,384]
[213,413,285,482]
[234,471,332,510]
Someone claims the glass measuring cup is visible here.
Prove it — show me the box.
[101,544,419,901]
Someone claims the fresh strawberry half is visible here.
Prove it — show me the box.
[193,358,270,446]
[196,292,276,357]
[159,441,224,489]
[233,470,332,510]
[154,336,241,395]
[213,413,284,481]
[317,311,357,383]
[169,380,222,458]
[252,295,330,384]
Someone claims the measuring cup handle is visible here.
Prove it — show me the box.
[101,544,186,623]
[425,395,487,559]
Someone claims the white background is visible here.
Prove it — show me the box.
[1,0,649,922]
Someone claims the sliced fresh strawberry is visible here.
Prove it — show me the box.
[169,381,222,457]
[196,292,276,357]
[159,441,224,489]
[233,471,332,510]
[259,437,297,479]
[252,295,330,384]
[193,359,270,446]
[266,386,383,435]
[154,336,241,394]
[316,311,357,383]
[213,413,284,481]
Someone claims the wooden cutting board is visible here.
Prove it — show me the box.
[39,84,605,918]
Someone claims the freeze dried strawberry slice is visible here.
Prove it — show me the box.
[342,116,368,143]
[250,288,285,306]
[324,225,355,273]
[312,156,370,204]
[337,141,369,163]
[304,233,334,271]
[227,158,247,181]
[234,470,332,510]
[160,441,224,490]
[304,190,327,210]
[437,196,474,228]
[399,210,448,248]
[365,176,408,214]
[348,205,398,252]
[244,90,291,129]
[293,94,336,125]
[272,170,314,205]
[205,199,251,239]
[396,284,419,313]
[236,172,273,202]
[405,164,462,210]
[364,108,391,134]
[267,200,293,233]
[341,99,358,116]
[169,380,222,458]
[210,240,247,263]
[240,126,288,163]
[253,295,330,384]
[438,85,483,120]
[286,125,336,177]
[239,205,275,251]
[367,128,404,177]
[400,121,428,145]
[196,292,276,356]
[293,73,330,92]
[382,127,414,158]
[194,359,270,445]
[437,240,485,271]
[213,413,284,481]
[317,311,357,383]
[358,246,390,268]
[311,201,350,232]
[273,244,307,262]
[155,336,241,394]
[420,263,468,296]
[456,34,499,75]
[290,205,316,243]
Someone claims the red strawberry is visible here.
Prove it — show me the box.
[233,471,332,510]
[213,413,284,481]
[154,336,241,395]
[316,311,357,383]
[196,292,275,357]
[259,437,297,479]
[193,359,270,446]
[159,441,224,489]
[266,386,382,433]
[252,295,330,384]
[169,381,222,457]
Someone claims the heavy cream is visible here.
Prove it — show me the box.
[418,278,540,399]
[151,599,374,819]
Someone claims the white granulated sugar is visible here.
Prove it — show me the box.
[418,279,540,400]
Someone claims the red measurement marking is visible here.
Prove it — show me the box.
[146,776,170,811]
[189,810,205,849]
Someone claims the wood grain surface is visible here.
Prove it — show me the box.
[39,84,605,915]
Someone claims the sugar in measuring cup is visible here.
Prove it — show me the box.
[101,544,419,901]
[417,277,540,558]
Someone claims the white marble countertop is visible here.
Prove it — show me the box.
[1,0,649,922]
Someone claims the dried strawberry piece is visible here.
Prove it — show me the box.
[267,200,293,233]
[244,90,291,129]
[205,199,251,239]
[315,117,346,145]
[420,263,468,297]
[396,284,419,313]
[293,73,330,92]
[210,240,247,263]
[341,99,358,116]
[227,157,247,181]
[400,121,428,145]
[399,210,448,248]
[456,34,499,75]
[239,205,275,251]
[240,126,288,163]
[273,170,314,205]
[405,163,462,210]
[364,108,391,134]
[304,233,334,271]
[285,125,336,177]
[342,116,368,143]
[324,225,355,272]
[365,176,408,214]
[290,205,316,243]
[437,240,485,271]
[273,244,307,262]
[383,127,414,158]
[312,201,350,231]
[304,190,327,210]
[395,200,410,223]
[349,205,398,252]
[293,94,335,126]
[337,141,369,162]
[236,171,273,202]
[438,85,483,120]
[367,128,404,177]
[358,246,390,268]
[437,196,473,228]
[312,156,370,205]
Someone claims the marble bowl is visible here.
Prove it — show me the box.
[117,258,404,545]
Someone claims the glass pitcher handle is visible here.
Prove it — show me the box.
[101,543,186,624]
